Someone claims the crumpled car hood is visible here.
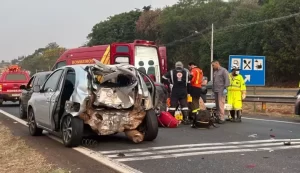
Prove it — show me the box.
[65,59,154,143]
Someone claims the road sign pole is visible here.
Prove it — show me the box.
[210,23,214,81]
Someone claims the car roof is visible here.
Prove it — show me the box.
[33,71,52,77]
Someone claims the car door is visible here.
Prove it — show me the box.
[21,76,35,108]
[35,70,64,128]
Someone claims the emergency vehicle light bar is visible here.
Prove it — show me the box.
[134,40,155,45]
[6,65,21,72]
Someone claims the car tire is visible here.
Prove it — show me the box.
[19,101,27,119]
[143,109,159,141]
[28,108,43,136]
[0,99,3,106]
[61,115,84,148]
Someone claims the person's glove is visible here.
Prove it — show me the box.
[242,93,246,100]
[223,88,227,95]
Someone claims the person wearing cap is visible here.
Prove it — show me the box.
[188,62,203,118]
[162,61,192,125]
[227,64,246,122]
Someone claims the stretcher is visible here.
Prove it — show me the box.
[170,103,233,121]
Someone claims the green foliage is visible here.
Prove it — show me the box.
[19,42,65,75]
[87,10,141,46]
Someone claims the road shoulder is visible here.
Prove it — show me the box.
[0,114,118,173]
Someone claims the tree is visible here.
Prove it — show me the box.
[87,10,142,46]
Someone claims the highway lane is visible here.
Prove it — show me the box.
[1,102,300,173]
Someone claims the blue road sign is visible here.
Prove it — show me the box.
[228,55,266,86]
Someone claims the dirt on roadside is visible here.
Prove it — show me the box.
[0,122,68,173]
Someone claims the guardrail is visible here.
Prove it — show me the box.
[206,94,297,112]
[206,94,296,104]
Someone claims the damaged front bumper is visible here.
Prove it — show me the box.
[65,60,155,143]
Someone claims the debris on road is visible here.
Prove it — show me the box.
[246,164,256,168]
[117,153,125,157]
[284,141,291,146]
[270,134,275,138]
[248,134,258,138]
[269,150,274,152]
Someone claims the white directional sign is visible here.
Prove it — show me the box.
[244,75,251,83]
[243,59,252,70]
[254,59,263,70]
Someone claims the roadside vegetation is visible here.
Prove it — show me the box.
[14,0,299,86]
[0,122,68,173]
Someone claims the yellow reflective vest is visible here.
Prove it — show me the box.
[228,74,246,91]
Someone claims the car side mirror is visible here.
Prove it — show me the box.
[33,85,40,92]
[20,85,26,90]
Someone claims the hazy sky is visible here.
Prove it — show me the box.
[0,0,178,61]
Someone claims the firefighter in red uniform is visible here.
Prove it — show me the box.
[188,62,203,118]
[162,61,192,125]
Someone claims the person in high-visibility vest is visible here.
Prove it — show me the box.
[227,64,246,122]
[188,62,203,118]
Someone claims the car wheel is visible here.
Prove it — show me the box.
[19,102,27,119]
[0,99,3,106]
[143,109,159,141]
[61,116,84,148]
[28,109,43,136]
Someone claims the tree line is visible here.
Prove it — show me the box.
[18,0,300,86]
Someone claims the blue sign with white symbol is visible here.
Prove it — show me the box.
[228,55,266,86]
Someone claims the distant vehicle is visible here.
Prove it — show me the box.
[52,40,168,83]
[0,65,30,105]
[295,89,300,115]
[27,63,158,147]
[19,71,52,119]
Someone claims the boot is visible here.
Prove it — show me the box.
[236,110,242,122]
[182,110,191,125]
[230,110,236,122]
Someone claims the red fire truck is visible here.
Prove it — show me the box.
[0,65,30,105]
[52,40,167,83]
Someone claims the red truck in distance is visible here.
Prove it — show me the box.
[0,65,30,105]
[52,40,167,83]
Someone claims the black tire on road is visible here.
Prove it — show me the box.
[61,116,84,148]
[0,99,3,106]
[19,101,27,119]
[143,109,159,141]
[28,108,43,136]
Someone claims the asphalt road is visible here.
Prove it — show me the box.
[1,102,300,173]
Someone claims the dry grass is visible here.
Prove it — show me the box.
[0,122,69,173]
[242,102,295,117]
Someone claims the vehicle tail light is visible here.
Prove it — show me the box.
[0,85,2,92]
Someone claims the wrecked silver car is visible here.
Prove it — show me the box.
[27,60,159,147]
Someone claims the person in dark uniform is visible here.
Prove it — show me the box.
[162,61,192,125]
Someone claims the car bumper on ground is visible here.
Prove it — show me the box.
[0,93,21,101]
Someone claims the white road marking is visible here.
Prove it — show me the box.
[100,139,297,154]
[243,117,300,125]
[0,109,142,173]
[115,145,300,162]
[106,141,300,158]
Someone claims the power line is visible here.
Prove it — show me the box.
[164,12,300,47]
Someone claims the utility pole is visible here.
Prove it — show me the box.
[210,23,214,81]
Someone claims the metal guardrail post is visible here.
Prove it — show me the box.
[253,87,256,112]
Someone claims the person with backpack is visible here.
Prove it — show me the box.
[162,61,192,125]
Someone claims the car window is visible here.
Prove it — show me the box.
[43,70,64,92]
[55,61,67,69]
[36,73,51,86]
[26,76,35,89]
[5,73,27,81]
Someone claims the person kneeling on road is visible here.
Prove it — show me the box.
[227,64,246,122]
[162,61,192,125]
